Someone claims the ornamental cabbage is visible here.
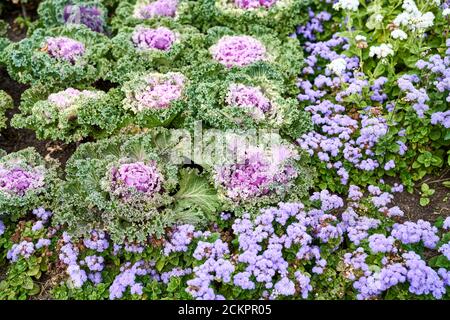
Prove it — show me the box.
[0,25,110,87]
[54,131,221,243]
[0,148,60,220]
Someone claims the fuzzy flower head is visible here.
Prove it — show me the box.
[369,44,394,59]
[132,26,177,51]
[0,165,45,197]
[391,29,408,40]
[44,36,85,63]
[134,0,179,19]
[234,0,278,9]
[327,58,347,76]
[123,72,186,113]
[63,5,104,33]
[47,88,103,111]
[214,142,299,202]
[333,0,360,11]
[226,84,271,119]
[210,35,267,68]
[110,161,163,198]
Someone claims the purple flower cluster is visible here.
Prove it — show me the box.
[431,111,450,128]
[45,36,85,63]
[109,261,156,299]
[438,243,450,260]
[343,247,370,281]
[368,234,396,254]
[134,0,178,19]
[63,5,104,33]
[226,84,271,117]
[161,267,192,284]
[234,0,278,9]
[7,241,35,262]
[397,74,430,118]
[214,144,298,202]
[403,252,446,299]
[295,8,331,41]
[391,220,439,249]
[0,166,45,197]
[124,241,145,254]
[163,224,210,255]
[84,255,105,272]
[32,207,52,222]
[444,217,450,230]
[0,219,4,236]
[83,230,110,252]
[341,207,381,245]
[210,35,267,68]
[59,233,87,288]
[228,201,342,298]
[294,26,404,185]
[110,161,162,198]
[132,26,177,51]
[186,239,233,300]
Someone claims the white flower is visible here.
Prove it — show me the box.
[393,0,435,32]
[327,58,347,76]
[355,35,367,42]
[391,29,408,40]
[369,44,394,59]
[374,14,384,23]
[414,12,435,30]
[333,0,359,11]
[444,8,450,17]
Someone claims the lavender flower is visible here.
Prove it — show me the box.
[83,230,110,252]
[7,241,35,262]
[32,207,53,222]
[0,220,4,236]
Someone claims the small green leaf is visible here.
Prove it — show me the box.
[419,197,430,206]
[156,259,165,272]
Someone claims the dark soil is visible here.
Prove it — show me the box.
[390,173,450,223]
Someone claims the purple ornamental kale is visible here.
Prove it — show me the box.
[47,88,100,110]
[134,0,178,19]
[110,161,162,198]
[0,166,45,197]
[45,36,85,63]
[210,35,267,68]
[214,145,298,202]
[63,5,104,33]
[226,84,271,118]
[132,26,177,51]
[127,73,186,112]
